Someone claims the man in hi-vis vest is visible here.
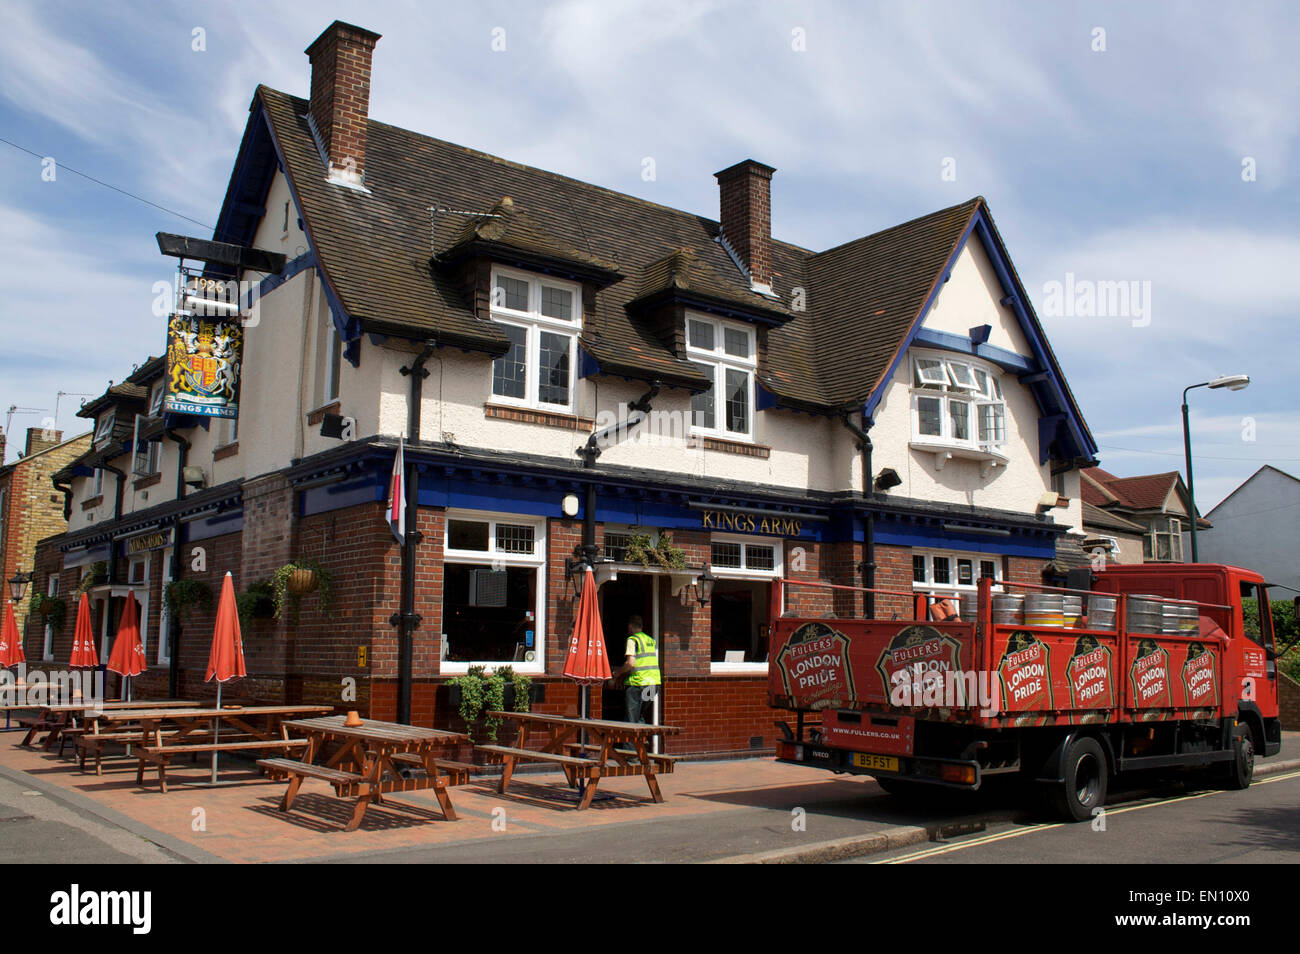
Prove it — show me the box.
[612,615,660,725]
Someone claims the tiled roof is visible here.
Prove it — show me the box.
[1082,501,1145,534]
[255,86,990,411]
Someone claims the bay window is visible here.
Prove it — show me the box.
[687,314,756,440]
[909,352,1007,460]
[489,268,581,411]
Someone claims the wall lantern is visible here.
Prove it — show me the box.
[874,468,902,492]
[561,494,580,518]
[691,563,716,607]
[8,569,33,602]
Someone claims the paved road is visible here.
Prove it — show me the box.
[0,773,178,864]
[865,770,1300,864]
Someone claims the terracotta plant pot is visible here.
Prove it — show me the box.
[286,568,319,597]
[343,710,364,727]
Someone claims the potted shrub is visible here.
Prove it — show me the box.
[445,665,538,750]
[236,579,276,631]
[29,592,65,631]
[165,579,214,623]
[77,561,107,594]
[624,530,687,570]
[272,559,334,625]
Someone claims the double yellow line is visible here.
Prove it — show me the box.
[876,770,1300,864]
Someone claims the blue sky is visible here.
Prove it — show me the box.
[1,0,1297,511]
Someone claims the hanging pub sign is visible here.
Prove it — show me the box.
[164,313,242,418]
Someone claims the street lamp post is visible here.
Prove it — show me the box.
[1182,374,1250,563]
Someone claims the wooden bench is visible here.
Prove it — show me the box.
[476,744,599,792]
[257,757,370,828]
[388,752,476,785]
[78,730,181,775]
[136,739,310,792]
[56,726,86,757]
[18,715,64,748]
[563,742,680,769]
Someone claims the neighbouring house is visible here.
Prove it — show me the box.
[1080,501,1147,566]
[1195,466,1300,592]
[0,427,92,647]
[1082,467,1209,564]
[26,21,1099,757]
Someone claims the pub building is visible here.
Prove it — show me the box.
[23,21,1097,757]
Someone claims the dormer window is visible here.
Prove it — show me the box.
[686,313,756,441]
[910,351,1007,470]
[93,411,115,450]
[489,267,581,411]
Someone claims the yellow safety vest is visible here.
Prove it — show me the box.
[626,632,661,687]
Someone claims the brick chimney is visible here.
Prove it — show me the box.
[25,427,62,457]
[715,159,776,292]
[305,21,382,189]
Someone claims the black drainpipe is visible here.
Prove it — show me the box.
[52,475,73,521]
[840,413,876,617]
[576,383,659,563]
[165,429,191,699]
[393,341,436,725]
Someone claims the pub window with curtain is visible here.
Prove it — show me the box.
[440,512,545,667]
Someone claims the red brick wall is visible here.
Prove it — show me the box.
[1279,673,1300,731]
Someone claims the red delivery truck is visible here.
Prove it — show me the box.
[769,563,1287,821]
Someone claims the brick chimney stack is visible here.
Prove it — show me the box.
[306,21,382,189]
[715,159,776,293]
[25,427,62,457]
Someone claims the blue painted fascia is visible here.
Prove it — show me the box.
[215,95,362,369]
[578,344,602,379]
[911,327,1035,374]
[861,205,1095,463]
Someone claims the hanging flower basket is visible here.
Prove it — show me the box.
[286,568,319,597]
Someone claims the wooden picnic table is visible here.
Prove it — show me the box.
[17,699,198,752]
[260,716,470,831]
[477,711,683,810]
[82,704,332,789]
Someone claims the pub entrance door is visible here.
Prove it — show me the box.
[597,573,660,728]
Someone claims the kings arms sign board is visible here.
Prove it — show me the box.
[164,315,242,419]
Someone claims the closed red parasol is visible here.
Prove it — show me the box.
[69,593,99,668]
[205,572,246,684]
[563,568,610,684]
[0,600,24,668]
[105,594,146,679]
[205,571,246,782]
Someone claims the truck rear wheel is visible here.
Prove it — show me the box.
[1050,737,1107,822]
[1221,725,1254,790]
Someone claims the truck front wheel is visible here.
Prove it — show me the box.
[1050,737,1108,822]
[1221,725,1254,790]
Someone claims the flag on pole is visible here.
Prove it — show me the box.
[388,438,406,545]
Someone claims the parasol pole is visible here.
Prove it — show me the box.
[212,681,222,783]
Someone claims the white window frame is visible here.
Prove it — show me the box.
[488,266,582,413]
[911,548,1002,598]
[908,350,1008,463]
[92,468,104,498]
[157,553,172,666]
[324,323,342,404]
[709,533,782,673]
[440,509,546,675]
[42,574,58,662]
[148,382,165,417]
[132,414,160,476]
[128,556,150,658]
[93,411,115,450]
[686,312,757,441]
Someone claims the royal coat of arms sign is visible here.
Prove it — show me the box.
[164,314,242,418]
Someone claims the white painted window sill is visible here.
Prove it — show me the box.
[909,440,1009,476]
